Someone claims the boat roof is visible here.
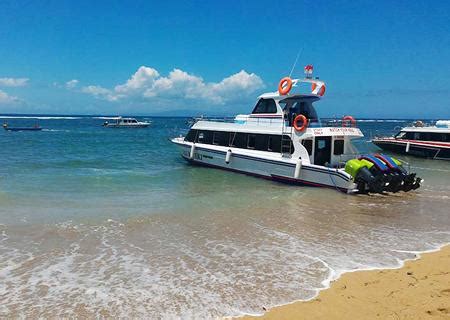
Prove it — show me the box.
[192,120,363,137]
[401,126,450,133]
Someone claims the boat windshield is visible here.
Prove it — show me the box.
[279,97,319,124]
[395,131,407,139]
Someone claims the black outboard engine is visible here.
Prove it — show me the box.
[345,154,421,194]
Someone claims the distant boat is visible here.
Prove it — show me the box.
[372,120,450,160]
[102,117,151,128]
[3,123,42,131]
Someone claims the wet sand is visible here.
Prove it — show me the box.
[242,245,450,319]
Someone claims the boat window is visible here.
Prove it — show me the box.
[247,134,256,149]
[213,131,230,146]
[132,120,137,123]
[230,132,247,148]
[302,139,313,155]
[279,97,319,124]
[254,135,268,151]
[413,132,421,140]
[197,131,213,144]
[333,139,344,155]
[251,99,278,114]
[185,129,197,142]
[212,132,220,145]
[429,133,441,142]
[395,131,407,139]
[267,135,282,152]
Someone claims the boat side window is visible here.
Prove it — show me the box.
[197,130,213,144]
[255,135,269,151]
[247,134,256,149]
[185,129,197,142]
[132,119,137,123]
[413,132,421,140]
[429,133,444,142]
[268,135,281,152]
[230,132,247,148]
[333,139,344,155]
[302,139,313,155]
[251,99,277,114]
[213,131,230,146]
[395,131,407,139]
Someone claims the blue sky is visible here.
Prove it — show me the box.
[0,0,449,118]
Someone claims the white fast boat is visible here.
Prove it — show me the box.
[372,120,450,160]
[172,66,421,194]
[102,117,151,128]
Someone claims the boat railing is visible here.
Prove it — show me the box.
[187,116,284,127]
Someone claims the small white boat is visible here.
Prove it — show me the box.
[102,117,151,128]
[372,120,450,160]
[172,66,421,194]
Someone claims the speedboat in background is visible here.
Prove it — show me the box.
[372,120,450,160]
[172,65,421,194]
[102,117,151,128]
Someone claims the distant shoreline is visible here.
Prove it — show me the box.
[0,113,441,121]
[239,244,450,319]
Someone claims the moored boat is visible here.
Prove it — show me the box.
[102,117,151,128]
[372,120,450,160]
[3,123,42,131]
[171,66,422,194]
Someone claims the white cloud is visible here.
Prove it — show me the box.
[0,89,20,104]
[115,66,159,94]
[65,79,79,89]
[82,66,264,106]
[0,77,29,87]
[81,85,123,101]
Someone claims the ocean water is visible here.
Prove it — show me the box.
[0,116,449,318]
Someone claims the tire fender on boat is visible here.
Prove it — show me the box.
[225,149,232,164]
[293,114,308,132]
[406,141,410,153]
[278,77,293,95]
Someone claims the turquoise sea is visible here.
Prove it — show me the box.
[1,115,449,318]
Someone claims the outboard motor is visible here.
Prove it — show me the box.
[345,154,421,194]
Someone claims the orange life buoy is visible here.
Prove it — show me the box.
[342,115,356,127]
[278,77,293,95]
[311,83,326,96]
[293,114,308,132]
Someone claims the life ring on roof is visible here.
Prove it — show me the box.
[318,85,326,96]
[342,115,357,127]
[278,77,293,95]
[293,114,308,132]
[311,83,326,96]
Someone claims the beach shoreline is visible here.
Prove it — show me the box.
[238,244,450,319]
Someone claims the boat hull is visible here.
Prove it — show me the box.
[373,139,450,160]
[173,139,355,193]
[3,127,42,131]
[103,124,150,128]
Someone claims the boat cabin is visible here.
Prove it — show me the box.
[186,91,362,168]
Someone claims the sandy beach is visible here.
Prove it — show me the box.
[243,245,450,320]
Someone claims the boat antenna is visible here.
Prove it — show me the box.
[288,47,304,78]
